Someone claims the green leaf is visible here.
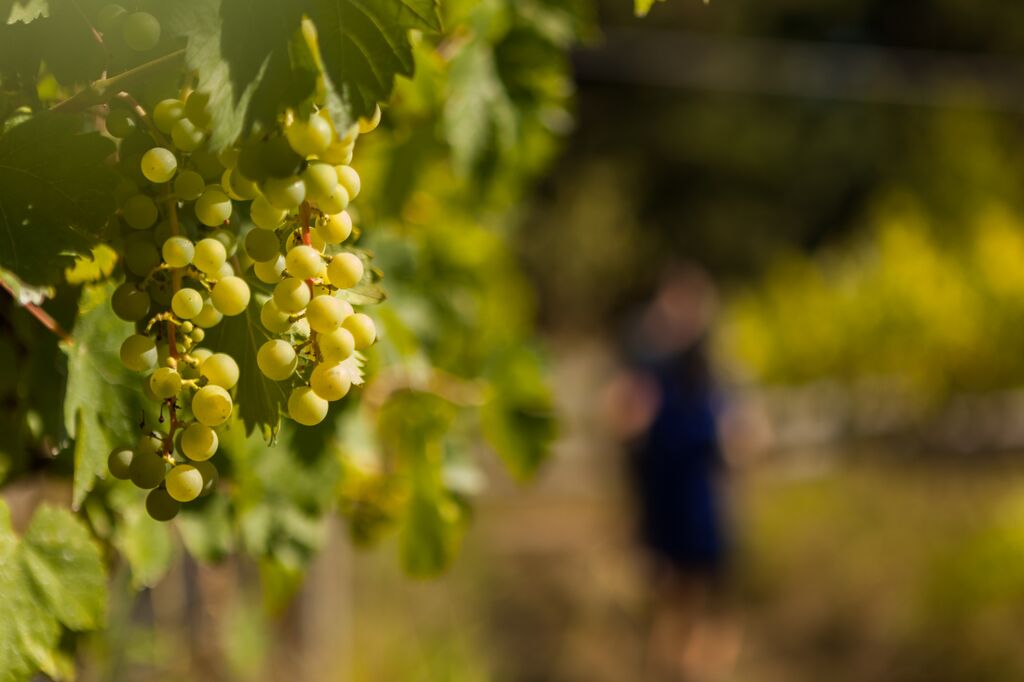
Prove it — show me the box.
[2,0,48,24]
[310,0,442,130]
[64,282,151,509]
[0,114,117,285]
[112,499,174,589]
[204,296,288,439]
[634,0,667,17]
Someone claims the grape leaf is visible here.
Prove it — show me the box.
[0,114,117,285]
[2,0,48,24]
[634,0,667,16]
[112,504,174,589]
[310,0,442,130]
[203,296,288,439]
[64,283,151,509]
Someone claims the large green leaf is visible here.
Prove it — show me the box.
[0,114,117,285]
[2,0,48,24]
[64,283,150,509]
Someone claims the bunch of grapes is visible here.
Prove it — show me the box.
[101,53,380,521]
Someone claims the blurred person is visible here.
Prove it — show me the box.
[603,264,740,681]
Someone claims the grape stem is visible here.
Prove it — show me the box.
[115,91,170,147]
[51,48,186,113]
[0,279,72,343]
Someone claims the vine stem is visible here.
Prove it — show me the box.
[50,48,186,113]
[0,280,72,343]
[164,191,183,452]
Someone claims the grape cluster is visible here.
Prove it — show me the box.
[103,69,380,521]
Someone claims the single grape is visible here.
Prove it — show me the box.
[285,244,322,280]
[342,313,376,350]
[122,11,160,51]
[311,362,352,401]
[129,452,167,489]
[246,228,280,262]
[359,105,382,133]
[174,170,205,201]
[209,228,238,256]
[316,184,349,215]
[209,276,250,316]
[195,187,232,226]
[124,238,160,276]
[191,146,224,180]
[192,385,233,426]
[285,115,332,157]
[254,255,286,284]
[250,194,287,230]
[149,279,173,307]
[317,211,352,244]
[193,302,223,329]
[120,334,157,372]
[191,327,206,343]
[262,175,306,210]
[162,236,195,268]
[149,367,182,399]
[171,288,204,320]
[112,282,150,321]
[260,298,292,334]
[257,339,297,381]
[288,386,329,426]
[301,162,339,205]
[327,252,363,289]
[107,447,134,480]
[184,91,212,128]
[96,4,127,33]
[180,422,218,461]
[141,147,177,184]
[320,140,354,166]
[218,147,240,169]
[106,108,136,138]
[153,98,184,134]
[319,327,355,363]
[171,117,205,152]
[273,277,311,313]
[122,194,158,230]
[137,433,164,457]
[201,352,239,389]
[305,294,349,334]
[145,487,180,522]
[336,166,361,200]
[194,460,218,496]
[152,220,174,247]
[193,237,227,274]
[222,168,258,200]
[165,464,203,502]
[190,347,213,364]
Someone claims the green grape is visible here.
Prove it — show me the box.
[114,179,138,204]
[180,422,217,461]
[165,464,203,502]
[257,339,297,381]
[174,170,205,201]
[152,220,174,247]
[214,262,234,280]
[246,228,280,262]
[260,298,292,334]
[191,146,225,180]
[262,175,306,210]
[218,147,240,169]
[201,352,239,389]
[285,244,322,280]
[122,194,158,230]
[359,106,381,133]
[107,447,134,480]
[273,277,310,313]
[222,168,258,200]
[195,187,232,226]
[254,255,285,284]
[184,91,212,128]
[336,165,361,200]
[209,229,238,256]
[124,237,160,276]
[120,334,157,372]
[149,367,182,399]
[141,147,177,184]
[317,211,352,244]
[137,433,164,457]
[194,460,218,496]
[310,361,352,401]
[210,276,250,316]
[305,294,349,334]
[162,236,195,268]
[96,4,127,33]
[145,488,179,522]
[106,108,136,138]
[327,252,363,289]
[193,302,223,328]
[285,115,332,157]
[193,237,227,273]
[153,98,184,134]
[171,117,205,152]
[320,141,354,166]
[190,348,213,365]
[250,194,287,230]
[342,313,376,350]
[237,139,270,183]
[319,327,355,363]
[309,230,326,253]
[301,162,339,205]
[122,11,160,51]
[191,327,206,343]
[192,385,233,426]
[148,278,173,307]
[288,386,329,426]
[129,452,167,489]
[316,184,349,215]
[171,288,204,319]
[112,282,150,321]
